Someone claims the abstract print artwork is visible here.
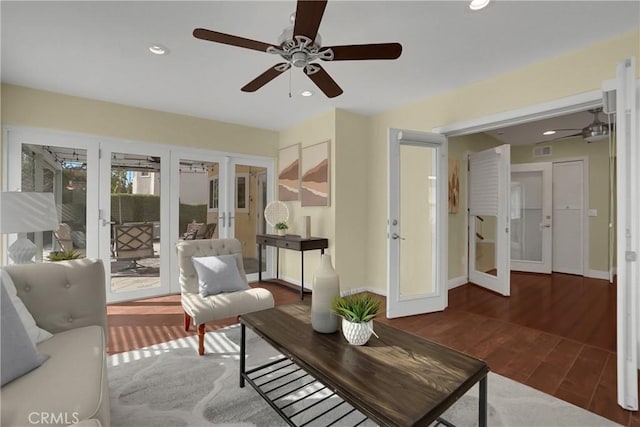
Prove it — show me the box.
[301,141,330,207]
[278,143,300,201]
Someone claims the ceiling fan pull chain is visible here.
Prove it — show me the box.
[288,68,292,98]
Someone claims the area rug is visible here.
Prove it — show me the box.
[107,325,619,427]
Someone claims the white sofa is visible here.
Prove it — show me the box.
[1,259,110,427]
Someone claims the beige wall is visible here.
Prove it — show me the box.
[1,84,278,157]
[511,136,611,272]
[365,30,639,293]
[277,110,336,289]
[448,133,503,279]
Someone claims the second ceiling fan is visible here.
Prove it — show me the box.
[193,0,402,98]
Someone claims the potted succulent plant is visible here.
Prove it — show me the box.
[332,293,381,345]
[275,222,288,236]
[47,250,82,262]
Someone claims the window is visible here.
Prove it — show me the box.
[208,176,218,212]
[236,173,249,213]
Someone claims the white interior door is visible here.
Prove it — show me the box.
[387,129,448,318]
[468,145,511,296]
[615,57,639,411]
[510,162,553,273]
[552,160,585,275]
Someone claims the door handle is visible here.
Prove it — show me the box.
[219,212,226,228]
[101,219,115,227]
[391,233,405,240]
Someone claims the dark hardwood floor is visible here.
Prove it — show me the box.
[107,273,639,426]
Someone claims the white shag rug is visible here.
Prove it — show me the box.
[107,325,620,427]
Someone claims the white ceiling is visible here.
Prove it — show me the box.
[1,1,638,132]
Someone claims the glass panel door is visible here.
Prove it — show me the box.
[232,163,268,278]
[510,162,552,274]
[100,145,170,303]
[5,129,98,265]
[387,129,448,318]
[178,159,220,240]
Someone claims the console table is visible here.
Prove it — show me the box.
[256,234,329,300]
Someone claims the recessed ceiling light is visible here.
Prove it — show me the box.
[469,0,490,10]
[149,44,169,55]
[300,90,314,97]
[543,130,557,136]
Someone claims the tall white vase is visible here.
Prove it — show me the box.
[311,254,340,333]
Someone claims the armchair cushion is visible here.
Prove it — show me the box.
[0,283,48,386]
[192,254,249,297]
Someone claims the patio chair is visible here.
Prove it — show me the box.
[176,238,274,355]
[183,222,204,240]
[113,223,155,269]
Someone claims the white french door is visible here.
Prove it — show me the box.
[99,142,172,303]
[468,145,511,296]
[387,128,448,318]
[615,57,639,411]
[510,162,553,274]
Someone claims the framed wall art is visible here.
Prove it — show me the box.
[301,141,330,207]
[278,143,300,201]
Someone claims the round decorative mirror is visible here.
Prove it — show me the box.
[264,201,289,226]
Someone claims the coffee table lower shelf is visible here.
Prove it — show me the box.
[242,356,371,427]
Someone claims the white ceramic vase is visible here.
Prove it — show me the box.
[341,319,373,345]
[311,254,339,333]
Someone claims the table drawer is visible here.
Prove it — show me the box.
[257,236,276,246]
[276,239,301,250]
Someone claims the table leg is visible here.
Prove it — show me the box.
[300,251,304,301]
[479,375,487,427]
[240,323,246,388]
[258,243,263,282]
[276,248,279,279]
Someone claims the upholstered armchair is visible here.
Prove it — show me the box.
[176,239,274,355]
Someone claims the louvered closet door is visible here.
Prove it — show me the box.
[468,145,511,296]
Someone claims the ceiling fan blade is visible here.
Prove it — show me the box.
[537,132,582,144]
[193,28,274,52]
[241,63,291,92]
[323,43,403,61]
[304,64,343,98]
[293,0,327,41]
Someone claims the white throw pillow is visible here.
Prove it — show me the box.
[192,254,249,297]
[1,269,53,344]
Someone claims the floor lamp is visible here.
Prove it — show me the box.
[0,192,60,264]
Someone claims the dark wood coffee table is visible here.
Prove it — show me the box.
[239,304,488,427]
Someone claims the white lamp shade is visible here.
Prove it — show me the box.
[1,192,60,233]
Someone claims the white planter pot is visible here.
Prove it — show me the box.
[341,319,373,346]
[276,229,286,236]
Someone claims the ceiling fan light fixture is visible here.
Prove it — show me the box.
[300,90,314,97]
[469,0,490,11]
[149,44,169,55]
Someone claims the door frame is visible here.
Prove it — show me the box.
[432,89,605,282]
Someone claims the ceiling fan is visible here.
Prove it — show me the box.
[544,108,613,143]
[193,0,402,98]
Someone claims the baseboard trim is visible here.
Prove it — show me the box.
[585,269,611,280]
[448,276,468,289]
[279,277,387,296]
